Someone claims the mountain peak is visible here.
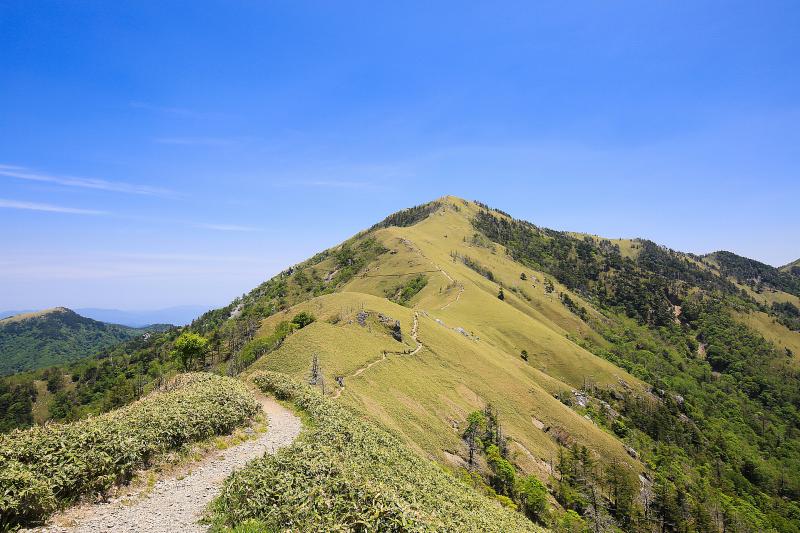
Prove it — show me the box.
[0,306,77,324]
[782,257,800,271]
[0,307,152,375]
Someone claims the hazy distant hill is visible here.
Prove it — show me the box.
[75,305,208,327]
[0,307,167,375]
[1,306,207,328]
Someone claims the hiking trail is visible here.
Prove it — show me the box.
[33,395,301,533]
[333,313,422,398]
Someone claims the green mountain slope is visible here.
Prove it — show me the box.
[783,258,800,277]
[0,307,165,375]
[201,196,796,531]
[3,196,799,531]
[705,250,800,297]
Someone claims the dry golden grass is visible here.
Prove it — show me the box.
[0,307,69,325]
[710,276,800,363]
[246,199,645,479]
[734,309,800,362]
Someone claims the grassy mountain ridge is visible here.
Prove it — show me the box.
[0,306,206,327]
[783,258,800,277]
[212,371,544,532]
[228,197,800,531]
[704,251,800,297]
[0,307,167,376]
[2,196,799,531]
[74,305,207,327]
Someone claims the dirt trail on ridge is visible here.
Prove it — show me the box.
[34,395,301,533]
[398,237,463,310]
[333,313,422,398]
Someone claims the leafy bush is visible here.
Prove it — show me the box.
[0,373,258,529]
[386,275,428,306]
[516,476,548,523]
[171,332,209,370]
[0,381,34,432]
[290,311,315,329]
[211,372,542,532]
[486,444,515,495]
[0,461,57,529]
[231,319,300,374]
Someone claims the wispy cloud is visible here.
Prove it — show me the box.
[0,164,173,196]
[0,250,281,281]
[280,179,378,189]
[114,252,266,263]
[154,137,237,147]
[269,162,407,191]
[194,223,261,232]
[129,101,235,120]
[0,198,107,215]
[129,101,198,117]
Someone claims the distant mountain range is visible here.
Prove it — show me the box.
[0,307,171,375]
[0,305,209,328]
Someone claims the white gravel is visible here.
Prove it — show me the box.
[34,395,301,533]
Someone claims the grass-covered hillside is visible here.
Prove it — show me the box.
[704,251,800,299]
[0,373,258,529]
[0,307,167,376]
[231,197,800,531]
[212,372,544,532]
[2,196,799,531]
[783,258,800,277]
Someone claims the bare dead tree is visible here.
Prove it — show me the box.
[309,354,321,385]
[134,372,146,398]
[465,421,480,468]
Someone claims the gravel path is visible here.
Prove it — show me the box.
[35,395,301,533]
[332,313,423,399]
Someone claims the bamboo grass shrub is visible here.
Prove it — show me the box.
[0,373,258,529]
[211,371,542,532]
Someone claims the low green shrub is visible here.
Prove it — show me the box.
[386,275,428,306]
[230,319,297,375]
[0,461,57,528]
[211,371,542,532]
[0,373,258,529]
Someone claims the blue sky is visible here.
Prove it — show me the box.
[1,1,798,310]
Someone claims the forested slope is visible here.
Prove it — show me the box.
[2,197,799,531]
[0,307,164,375]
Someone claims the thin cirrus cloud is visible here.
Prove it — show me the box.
[129,101,236,120]
[0,164,173,196]
[154,137,238,147]
[0,198,108,215]
[0,196,258,232]
[0,254,274,280]
[278,179,380,189]
[0,164,257,230]
[129,101,200,117]
[194,223,261,232]
[113,252,270,263]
